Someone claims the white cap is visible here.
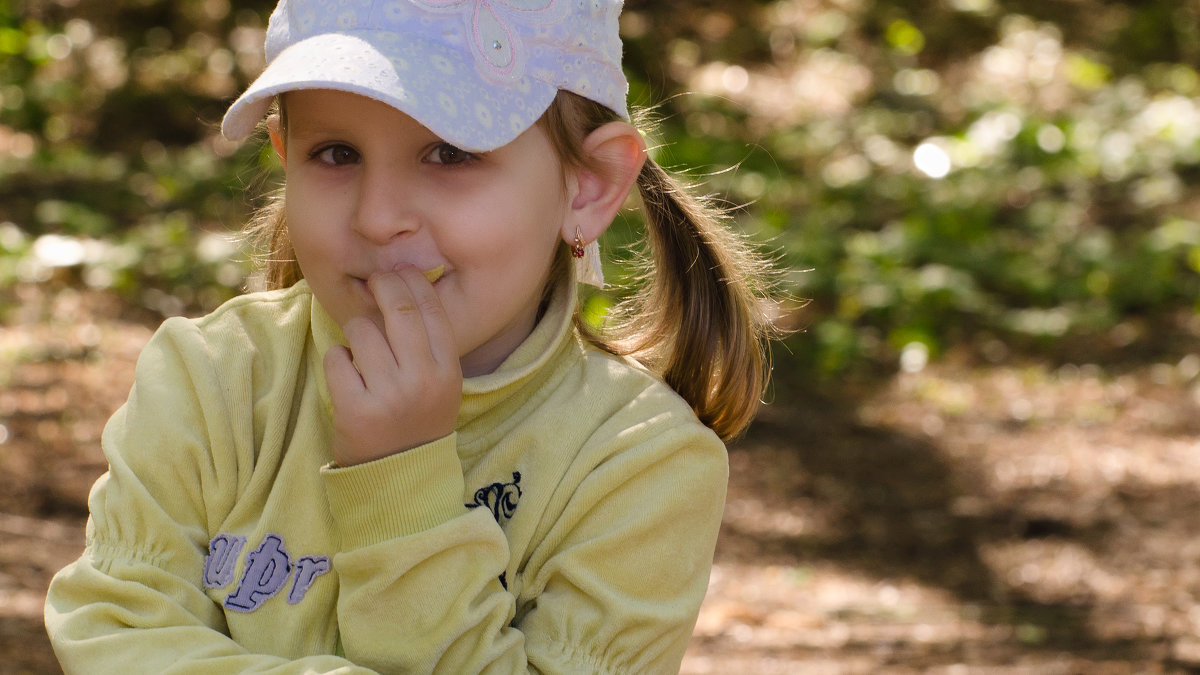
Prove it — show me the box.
[221,0,629,153]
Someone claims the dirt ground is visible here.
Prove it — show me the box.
[4,283,1200,674]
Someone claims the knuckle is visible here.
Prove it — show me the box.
[418,296,443,315]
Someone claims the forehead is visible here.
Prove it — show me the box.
[280,90,422,132]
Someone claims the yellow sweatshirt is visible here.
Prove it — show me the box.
[45,277,727,674]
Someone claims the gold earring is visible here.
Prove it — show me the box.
[571,227,586,258]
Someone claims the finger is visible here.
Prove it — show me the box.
[389,265,459,372]
[340,314,402,392]
[369,270,436,365]
[323,344,365,401]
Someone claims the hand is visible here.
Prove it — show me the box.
[323,266,463,466]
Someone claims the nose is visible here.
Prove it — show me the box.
[352,162,419,244]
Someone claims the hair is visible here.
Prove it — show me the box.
[246,91,775,440]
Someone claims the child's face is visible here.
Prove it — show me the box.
[279,89,571,377]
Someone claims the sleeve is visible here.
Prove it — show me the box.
[321,437,526,673]
[43,318,376,675]
[518,419,729,674]
[321,407,729,675]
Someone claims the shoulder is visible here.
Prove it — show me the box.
[130,283,317,403]
[574,341,701,423]
[526,340,728,557]
[115,283,319,469]
[189,281,314,340]
[149,283,315,357]
[569,340,726,463]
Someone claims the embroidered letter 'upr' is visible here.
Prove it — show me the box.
[288,555,332,605]
[203,534,246,588]
[224,533,293,612]
[205,532,332,611]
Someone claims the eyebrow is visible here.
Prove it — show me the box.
[278,103,360,142]
[284,115,352,139]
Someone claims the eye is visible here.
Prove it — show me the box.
[425,142,476,166]
[312,143,360,166]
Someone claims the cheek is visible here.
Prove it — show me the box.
[284,210,319,267]
[284,184,345,262]
[441,183,565,252]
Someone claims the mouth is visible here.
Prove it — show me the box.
[353,265,446,295]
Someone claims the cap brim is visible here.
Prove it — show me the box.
[221,32,558,153]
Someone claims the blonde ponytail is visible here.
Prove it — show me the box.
[615,159,772,439]
[542,92,775,440]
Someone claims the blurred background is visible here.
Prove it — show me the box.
[3,0,1200,672]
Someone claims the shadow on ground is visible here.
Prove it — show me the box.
[691,365,1200,672]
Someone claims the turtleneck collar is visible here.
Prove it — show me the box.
[309,273,580,459]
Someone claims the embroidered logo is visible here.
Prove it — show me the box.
[466,471,522,523]
[465,471,523,590]
[204,533,331,613]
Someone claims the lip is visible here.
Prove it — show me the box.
[352,265,446,296]
[352,276,376,304]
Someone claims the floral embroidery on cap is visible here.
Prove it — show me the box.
[431,53,457,75]
[297,10,317,32]
[438,91,458,116]
[409,0,566,81]
[383,0,408,22]
[475,101,494,127]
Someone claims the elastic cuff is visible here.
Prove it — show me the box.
[321,434,466,548]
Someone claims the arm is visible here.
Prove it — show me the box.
[322,439,524,673]
[325,408,728,674]
[517,419,728,673]
[44,317,376,675]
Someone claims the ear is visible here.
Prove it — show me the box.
[564,121,647,245]
[267,114,287,170]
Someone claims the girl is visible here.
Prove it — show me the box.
[46,0,773,672]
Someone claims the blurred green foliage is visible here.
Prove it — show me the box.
[2,0,1199,376]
